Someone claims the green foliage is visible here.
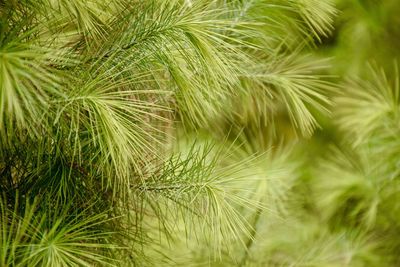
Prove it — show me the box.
[0,195,117,266]
[1,0,400,266]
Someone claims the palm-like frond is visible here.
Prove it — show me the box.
[289,0,337,41]
[53,60,171,193]
[0,195,118,267]
[99,0,259,128]
[0,42,68,138]
[137,135,302,265]
[132,141,264,255]
[241,52,333,136]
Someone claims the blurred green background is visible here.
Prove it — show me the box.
[169,1,400,265]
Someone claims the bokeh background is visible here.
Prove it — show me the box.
[165,0,400,266]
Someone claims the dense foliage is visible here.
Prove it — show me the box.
[1,0,400,266]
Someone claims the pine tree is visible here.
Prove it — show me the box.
[1,0,399,266]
